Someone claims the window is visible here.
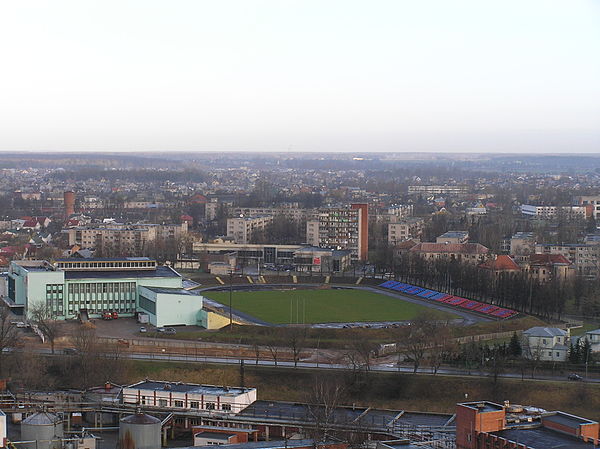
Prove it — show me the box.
[548,351,552,357]
[542,339,547,345]
[158,399,167,407]
[556,352,560,358]
[190,401,199,409]
[174,400,184,408]
[206,402,216,410]
[221,404,231,411]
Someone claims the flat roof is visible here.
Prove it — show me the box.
[543,412,597,427]
[56,257,155,262]
[64,266,180,280]
[183,439,332,449]
[459,402,504,413]
[127,380,253,396]
[494,427,596,449]
[239,400,452,429]
[142,286,199,296]
[194,432,236,440]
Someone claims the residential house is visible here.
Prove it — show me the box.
[522,327,570,362]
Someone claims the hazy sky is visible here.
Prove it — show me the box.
[1,1,599,153]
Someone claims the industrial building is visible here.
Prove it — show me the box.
[3,258,211,327]
[306,204,368,261]
[122,380,258,414]
[456,401,599,449]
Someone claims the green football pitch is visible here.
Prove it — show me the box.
[202,288,457,324]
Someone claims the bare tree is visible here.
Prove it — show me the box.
[400,314,432,374]
[0,305,18,375]
[266,342,280,366]
[71,324,99,386]
[427,322,456,374]
[283,326,307,368]
[306,377,346,442]
[30,303,61,354]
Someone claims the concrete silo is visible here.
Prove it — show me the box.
[119,411,161,449]
[21,412,64,449]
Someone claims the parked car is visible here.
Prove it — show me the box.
[63,348,78,355]
[11,321,28,328]
[165,327,177,335]
[156,327,166,333]
[568,373,583,381]
[139,326,147,333]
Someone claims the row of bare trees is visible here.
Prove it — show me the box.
[1,302,130,390]
[385,253,569,319]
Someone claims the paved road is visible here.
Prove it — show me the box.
[31,347,598,384]
[198,283,491,327]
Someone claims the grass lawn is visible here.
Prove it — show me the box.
[203,288,457,324]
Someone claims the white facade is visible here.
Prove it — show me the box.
[388,218,424,245]
[0,410,6,449]
[584,329,600,353]
[226,216,273,244]
[535,243,600,278]
[523,327,570,362]
[573,195,600,219]
[122,381,257,414]
[137,286,206,327]
[521,205,586,220]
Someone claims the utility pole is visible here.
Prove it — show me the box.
[229,270,233,330]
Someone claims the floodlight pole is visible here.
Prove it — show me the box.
[229,270,233,331]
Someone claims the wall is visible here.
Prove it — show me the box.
[137,286,204,327]
[0,410,6,449]
[155,291,204,327]
[24,270,65,315]
[121,386,257,413]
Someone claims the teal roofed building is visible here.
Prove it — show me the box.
[5,257,208,327]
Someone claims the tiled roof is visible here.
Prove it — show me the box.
[479,255,520,271]
[523,327,567,337]
[529,254,571,266]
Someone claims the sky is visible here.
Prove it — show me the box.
[0,0,599,153]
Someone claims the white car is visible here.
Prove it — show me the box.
[139,326,147,333]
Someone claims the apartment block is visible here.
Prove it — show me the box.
[306,203,368,261]
[65,222,188,254]
[521,204,587,220]
[436,230,469,244]
[227,215,273,244]
[408,185,469,195]
[574,195,600,219]
[387,218,424,245]
[230,205,311,222]
[534,243,600,278]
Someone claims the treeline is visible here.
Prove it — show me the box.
[50,167,209,183]
[389,254,569,320]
